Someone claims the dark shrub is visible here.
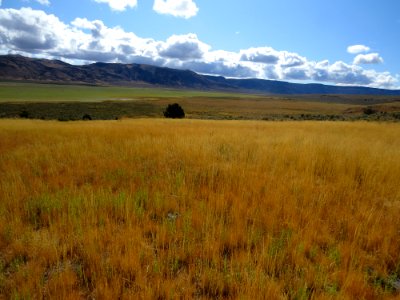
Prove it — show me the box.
[19,110,29,118]
[363,107,376,115]
[82,114,92,120]
[164,103,185,119]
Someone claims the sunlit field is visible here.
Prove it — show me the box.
[0,119,399,299]
[0,82,256,103]
[1,82,400,121]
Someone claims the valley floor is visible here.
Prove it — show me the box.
[1,82,400,121]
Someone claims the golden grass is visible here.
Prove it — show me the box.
[0,119,399,299]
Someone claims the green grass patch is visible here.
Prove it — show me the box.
[1,81,399,121]
[0,82,255,103]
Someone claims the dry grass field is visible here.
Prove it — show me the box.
[0,119,399,299]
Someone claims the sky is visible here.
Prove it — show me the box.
[0,0,399,89]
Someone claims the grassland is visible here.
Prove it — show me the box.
[0,82,255,103]
[0,119,399,299]
[1,82,400,121]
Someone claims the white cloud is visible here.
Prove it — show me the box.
[312,61,373,86]
[353,53,384,65]
[153,0,198,19]
[279,51,307,68]
[0,7,398,89]
[240,47,307,68]
[159,33,209,60]
[283,67,309,80]
[240,47,280,64]
[93,0,137,11]
[347,44,370,54]
[71,17,96,30]
[0,7,69,51]
[36,0,51,5]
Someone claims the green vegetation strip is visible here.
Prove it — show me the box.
[0,82,256,102]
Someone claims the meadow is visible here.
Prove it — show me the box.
[0,119,399,299]
[0,82,255,103]
[1,82,400,121]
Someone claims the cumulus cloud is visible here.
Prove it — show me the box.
[0,7,67,51]
[93,0,137,11]
[353,53,384,65]
[158,34,209,60]
[0,8,155,63]
[347,44,370,54]
[240,47,307,68]
[280,51,307,68]
[153,0,198,19]
[283,67,308,80]
[0,7,398,89]
[240,47,279,64]
[312,61,373,86]
[70,17,96,30]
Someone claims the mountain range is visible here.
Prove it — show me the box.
[1,55,400,95]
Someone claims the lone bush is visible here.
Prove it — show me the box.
[82,114,92,120]
[19,110,29,118]
[164,103,185,119]
[363,107,376,115]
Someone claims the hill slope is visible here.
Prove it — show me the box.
[1,55,400,95]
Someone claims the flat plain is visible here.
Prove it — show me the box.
[1,82,400,121]
[0,118,399,299]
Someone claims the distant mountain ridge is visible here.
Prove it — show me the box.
[1,55,400,95]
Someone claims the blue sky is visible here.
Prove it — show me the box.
[0,0,399,88]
